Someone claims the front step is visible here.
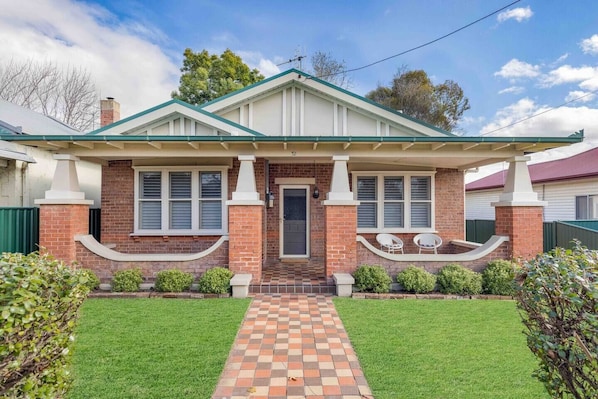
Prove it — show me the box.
[249,284,335,295]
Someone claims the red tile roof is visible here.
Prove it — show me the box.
[466,147,598,191]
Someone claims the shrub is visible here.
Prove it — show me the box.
[197,267,233,294]
[482,259,516,296]
[515,242,598,399]
[0,252,89,398]
[396,266,436,293]
[437,263,482,295]
[111,268,143,292]
[155,269,194,292]
[80,268,101,291]
[353,265,392,293]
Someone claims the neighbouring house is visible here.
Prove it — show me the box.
[0,99,103,207]
[466,147,598,222]
[0,69,583,292]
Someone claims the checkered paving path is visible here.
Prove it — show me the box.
[212,294,373,399]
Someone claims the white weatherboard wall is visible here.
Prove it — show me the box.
[466,178,598,222]
[0,144,101,207]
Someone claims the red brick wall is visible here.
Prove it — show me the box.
[495,206,544,260]
[434,168,465,240]
[325,205,357,276]
[75,241,228,282]
[357,240,510,278]
[40,204,89,263]
[228,205,263,282]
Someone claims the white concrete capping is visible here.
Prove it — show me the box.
[322,200,360,206]
[35,198,94,205]
[226,200,264,206]
[356,234,509,262]
[53,154,80,161]
[492,200,548,207]
[333,273,355,297]
[230,273,252,298]
[332,155,350,161]
[238,155,256,162]
[74,234,228,262]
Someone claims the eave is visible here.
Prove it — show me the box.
[0,131,583,171]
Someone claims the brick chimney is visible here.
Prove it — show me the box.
[100,97,120,127]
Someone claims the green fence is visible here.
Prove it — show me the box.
[0,207,101,254]
[0,207,40,254]
[466,219,598,252]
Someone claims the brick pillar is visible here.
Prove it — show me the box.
[35,154,93,263]
[323,155,360,277]
[227,155,264,284]
[492,156,546,261]
[495,206,544,260]
[39,204,89,262]
[228,205,263,282]
[324,205,357,276]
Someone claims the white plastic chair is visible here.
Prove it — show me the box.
[413,233,442,254]
[376,233,404,254]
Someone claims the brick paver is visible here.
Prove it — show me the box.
[212,294,373,399]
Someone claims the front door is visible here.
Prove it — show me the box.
[280,185,309,257]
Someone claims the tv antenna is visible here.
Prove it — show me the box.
[277,55,306,70]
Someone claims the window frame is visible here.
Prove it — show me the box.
[352,171,436,233]
[576,194,598,220]
[133,166,228,236]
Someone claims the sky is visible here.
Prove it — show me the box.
[2,0,598,179]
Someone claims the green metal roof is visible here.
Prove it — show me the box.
[87,98,265,136]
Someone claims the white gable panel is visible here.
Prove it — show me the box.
[222,109,240,124]
[304,92,333,136]
[253,92,283,135]
[347,109,377,136]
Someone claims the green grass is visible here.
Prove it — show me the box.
[334,299,547,399]
[67,298,250,399]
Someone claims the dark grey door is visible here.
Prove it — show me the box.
[282,188,307,256]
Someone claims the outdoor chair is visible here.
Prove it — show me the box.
[376,233,404,254]
[413,233,442,254]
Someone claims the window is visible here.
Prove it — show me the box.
[134,167,228,235]
[353,172,434,231]
[576,195,598,220]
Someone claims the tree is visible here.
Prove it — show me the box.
[0,59,98,131]
[366,68,470,132]
[172,48,264,105]
[310,51,351,89]
[515,242,598,399]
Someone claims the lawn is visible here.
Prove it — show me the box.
[67,298,250,399]
[334,298,548,399]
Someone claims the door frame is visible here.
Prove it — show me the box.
[279,184,310,258]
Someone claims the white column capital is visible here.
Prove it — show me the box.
[492,156,546,207]
[35,154,92,205]
[231,154,262,203]
[324,155,359,205]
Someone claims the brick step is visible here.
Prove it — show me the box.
[249,284,336,295]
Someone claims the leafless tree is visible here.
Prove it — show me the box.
[310,51,352,89]
[0,59,99,131]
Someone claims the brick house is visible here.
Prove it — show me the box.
[0,69,583,292]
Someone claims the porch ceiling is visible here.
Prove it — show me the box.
[0,132,584,171]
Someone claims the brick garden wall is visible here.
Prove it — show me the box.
[357,240,510,279]
[75,241,228,283]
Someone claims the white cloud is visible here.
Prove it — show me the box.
[497,6,533,23]
[235,50,281,77]
[580,34,598,55]
[498,86,525,95]
[540,65,598,87]
[481,98,598,141]
[552,53,569,65]
[0,0,179,123]
[565,90,596,103]
[495,59,540,79]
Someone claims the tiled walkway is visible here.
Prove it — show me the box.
[212,294,373,399]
